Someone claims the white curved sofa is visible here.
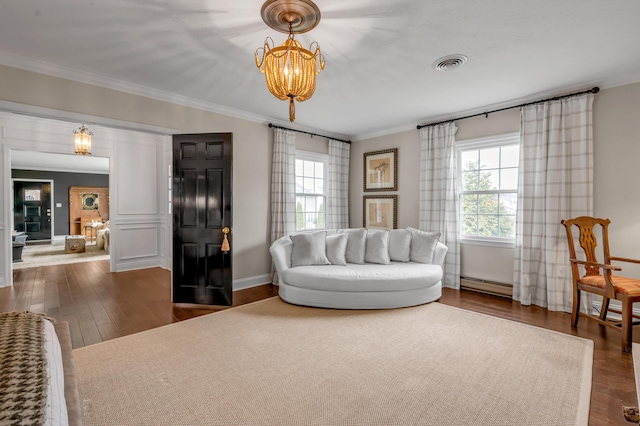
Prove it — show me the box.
[270,228,448,309]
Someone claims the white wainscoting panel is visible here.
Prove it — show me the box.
[119,225,160,260]
[116,141,158,215]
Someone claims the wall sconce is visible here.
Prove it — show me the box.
[74,124,92,155]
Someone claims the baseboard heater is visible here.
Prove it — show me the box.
[460,277,513,299]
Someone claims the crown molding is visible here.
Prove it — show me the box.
[0,51,272,127]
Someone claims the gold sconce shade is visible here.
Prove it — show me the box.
[73,124,92,155]
[255,0,325,122]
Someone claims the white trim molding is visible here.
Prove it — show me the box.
[233,274,272,291]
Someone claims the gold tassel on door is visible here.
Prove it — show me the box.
[221,227,231,253]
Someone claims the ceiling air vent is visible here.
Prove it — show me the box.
[432,54,468,71]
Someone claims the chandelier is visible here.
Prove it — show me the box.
[255,0,325,122]
[73,124,92,155]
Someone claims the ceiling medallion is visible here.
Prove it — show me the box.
[255,0,325,122]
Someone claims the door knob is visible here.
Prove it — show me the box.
[221,227,231,253]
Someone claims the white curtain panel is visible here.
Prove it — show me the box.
[513,93,594,312]
[419,123,460,289]
[270,128,296,284]
[327,139,350,229]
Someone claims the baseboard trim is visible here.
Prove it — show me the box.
[592,300,640,318]
[460,277,513,299]
[233,274,271,291]
[114,259,163,273]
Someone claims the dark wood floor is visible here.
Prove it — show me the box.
[1,260,636,425]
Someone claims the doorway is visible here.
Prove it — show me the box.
[13,179,53,242]
[11,150,110,268]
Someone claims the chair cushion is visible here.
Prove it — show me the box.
[580,275,640,297]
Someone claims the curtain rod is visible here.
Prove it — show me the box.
[416,87,600,130]
[268,123,351,144]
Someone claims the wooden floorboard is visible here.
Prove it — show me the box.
[1,260,636,425]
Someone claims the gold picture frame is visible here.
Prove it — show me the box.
[364,148,397,192]
[363,195,398,229]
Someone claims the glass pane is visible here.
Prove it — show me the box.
[305,213,318,229]
[315,162,324,177]
[304,161,315,177]
[477,194,498,215]
[480,169,499,190]
[296,177,304,193]
[314,178,323,194]
[24,189,41,201]
[296,212,305,230]
[305,196,316,212]
[479,147,500,169]
[478,215,499,236]
[295,159,304,176]
[461,215,478,235]
[461,171,479,191]
[303,177,314,194]
[501,145,519,168]
[499,215,516,238]
[500,168,518,190]
[461,194,478,215]
[499,193,517,215]
[461,150,479,171]
[317,196,325,228]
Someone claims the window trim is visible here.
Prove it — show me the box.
[456,132,520,247]
[295,150,328,231]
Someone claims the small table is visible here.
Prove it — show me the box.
[84,222,102,244]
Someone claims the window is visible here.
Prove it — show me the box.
[295,151,327,231]
[457,133,520,244]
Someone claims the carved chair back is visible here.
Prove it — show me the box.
[561,216,611,278]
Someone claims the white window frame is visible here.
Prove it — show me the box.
[295,150,328,232]
[456,132,520,248]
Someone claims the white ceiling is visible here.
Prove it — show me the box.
[1,0,640,140]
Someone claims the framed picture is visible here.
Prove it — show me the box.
[363,195,398,229]
[363,148,397,191]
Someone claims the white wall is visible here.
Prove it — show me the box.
[0,64,273,288]
[0,112,169,287]
[352,83,640,284]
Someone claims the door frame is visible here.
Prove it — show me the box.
[11,178,55,242]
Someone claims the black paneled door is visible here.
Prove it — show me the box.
[172,133,233,305]
[13,180,52,241]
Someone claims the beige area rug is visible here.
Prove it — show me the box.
[73,298,593,426]
[13,242,109,269]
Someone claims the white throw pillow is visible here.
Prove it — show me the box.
[365,230,391,264]
[290,231,330,267]
[389,228,412,262]
[337,228,367,264]
[326,233,348,266]
[408,227,441,264]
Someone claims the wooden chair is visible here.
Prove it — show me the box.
[561,216,640,352]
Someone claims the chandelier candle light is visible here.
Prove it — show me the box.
[73,124,92,156]
[255,0,325,122]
